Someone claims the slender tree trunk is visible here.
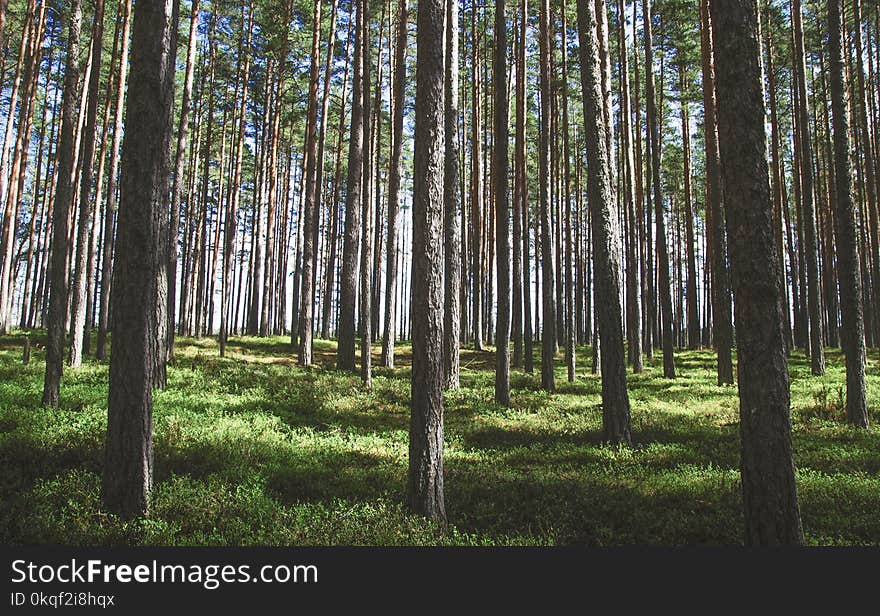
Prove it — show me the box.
[711,0,803,545]
[220,3,252,357]
[298,0,323,365]
[828,0,868,427]
[679,66,699,350]
[511,4,524,370]
[539,0,556,392]
[360,0,374,386]
[577,0,632,445]
[621,0,642,373]
[337,0,364,372]
[494,0,511,405]
[520,0,534,375]
[562,0,575,382]
[68,0,105,368]
[471,2,484,352]
[644,0,675,378]
[443,0,461,387]
[322,14,354,341]
[792,0,825,375]
[700,0,733,384]
[383,0,407,367]
[41,0,83,407]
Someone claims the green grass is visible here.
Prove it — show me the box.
[1,331,879,545]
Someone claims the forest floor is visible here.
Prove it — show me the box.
[1,331,879,546]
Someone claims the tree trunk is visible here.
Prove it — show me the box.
[620,0,642,373]
[338,0,365,372]
[539,0,556,392]
[577,0,632,445]
[710,0,803,544]
[299,0,323,366]
[699,0,733,384]
[41,0,83,408]
[220,3,253,357]
[792,0,825,375]
[520,0,534,375]
[408,0,446,525]
[95,0,131,361]
[828,0,868,427]
[644,0,675,378]
[494,0,511,405]
[679,65,699,350]
[470,2,484,352]
[103,0,178,519]
[68,0,105,368]
[443,0,461,387]
[360,0,374,386]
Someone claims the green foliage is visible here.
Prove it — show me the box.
[1,333,879,545]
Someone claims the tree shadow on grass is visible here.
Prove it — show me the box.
[265,449,403,505]
[444,458,745,545]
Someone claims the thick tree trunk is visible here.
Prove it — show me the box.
[710,0,803,544]
[103,0,178,519]
[408,0,446,525]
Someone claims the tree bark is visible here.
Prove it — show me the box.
[68,0,105,368]
[792,0,825,375]
[103,0,178,519]
[443,0,461,388]
[299,0,323,365]
[539,0,556,392]
[699,0,734,384]
[828,0,868,427]
[577,0,632,445]
[408,0,446,525]
[710,0,804,544]
[41,0,83,407]
[338,0,365,372]
[644,0,675,378]
[494,0,511,405]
